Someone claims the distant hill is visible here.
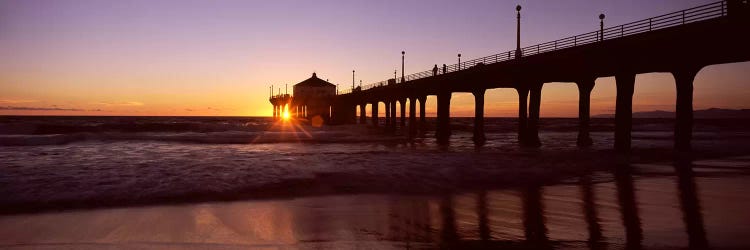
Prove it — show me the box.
[593,108,750,119]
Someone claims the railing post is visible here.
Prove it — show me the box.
[554,40,557,50]
[649,18,652,31]
[621,25,624,37]
[682,10,685,24]
[721,0,725,16]
[537,44,540,53]
[574,35,577,46]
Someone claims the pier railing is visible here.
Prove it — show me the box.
[342,0,727,95]
[269,94,290,100]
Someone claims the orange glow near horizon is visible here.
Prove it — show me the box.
[2,63,748,118]
[2,1,749,118]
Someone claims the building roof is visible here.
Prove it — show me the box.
[294,73,335,87]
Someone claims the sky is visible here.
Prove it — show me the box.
[1,0,748,117]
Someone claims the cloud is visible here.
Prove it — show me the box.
[0,106,89,111]
[0,99,38,104]
[94,101,144,106]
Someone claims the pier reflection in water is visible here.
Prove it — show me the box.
[420,157,747,249]
[1,157,749,249]
[440,161,724,249]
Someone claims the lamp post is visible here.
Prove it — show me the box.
[401,51,405,83]
[458,53,461,70]
[599,14,606,41]
[515,5,522,59]
[352,70,355,90]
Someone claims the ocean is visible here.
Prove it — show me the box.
[1,116,749,249]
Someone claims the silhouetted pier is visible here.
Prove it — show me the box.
[271,0,750,151]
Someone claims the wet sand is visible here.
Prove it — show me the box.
[1,156,749,249]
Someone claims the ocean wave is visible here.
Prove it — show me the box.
[0,134,88,146]
[0,116,281,134]
[0,130,404,146]
[2,116,747,146]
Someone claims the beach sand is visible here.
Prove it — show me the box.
[2,156,750,250]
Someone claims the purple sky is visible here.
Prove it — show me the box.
[2,0,748,116]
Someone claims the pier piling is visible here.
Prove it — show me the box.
[473,89,486,145]
[436,92,452,144]
[615,74,636,152]
[576,79,595,147]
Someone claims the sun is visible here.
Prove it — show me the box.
[282,111,290,120]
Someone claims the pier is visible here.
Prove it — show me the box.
[271,0,750,151]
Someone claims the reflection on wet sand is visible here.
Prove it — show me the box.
[477,190,490,242]
[522,185,550,248]
[675,158,708,249]
[1,157,748,249]
[439,194,458,245]
[615,162,643,250]
[580,175,603,248]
